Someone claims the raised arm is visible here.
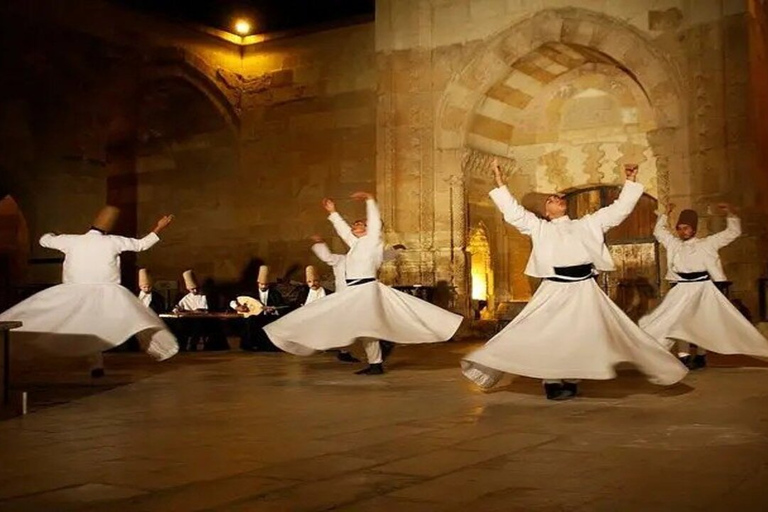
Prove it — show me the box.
[39,233,73,252]
[489,186,541,236]
[351,191,382,241]
[588,165,643,232]
[653,211,677,249]
[707,204,741,249]
[323,198,356,247]
[311,240,345,267]
[113,214,174,253]
[488,158,540,236]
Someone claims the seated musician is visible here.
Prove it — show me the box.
[174,269,208,312]
[230,265,286,351]
[137,268,166,314]
[173,269,209,351]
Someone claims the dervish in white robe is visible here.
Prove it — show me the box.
[639,205,768,367]
[462,162,688,399]
[0,208,178,374]
[265,193,464,374]
[310,241,382,366]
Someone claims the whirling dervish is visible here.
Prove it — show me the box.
[264,191,464,375]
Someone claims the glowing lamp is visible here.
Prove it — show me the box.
[234,19,251,36]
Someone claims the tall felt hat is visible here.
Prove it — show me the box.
[521,192,551,218]
[138,268,153,287]
[92,206,120,233]
[305,265,318,281]
[182,269,198,289]
[257,265,270,283]
[676,209,698,231]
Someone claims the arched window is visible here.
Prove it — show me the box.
[467,223,494,319]
[564,186,659,320]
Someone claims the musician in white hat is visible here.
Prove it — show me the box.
[264,192,463,375]
[232,265,287,351]
[0,205,178,377]
[461,160,687,400]
[137,268,165,314]
[639,203,768,368]
[174,270,208,312]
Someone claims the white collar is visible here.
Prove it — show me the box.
[550,215,571,224]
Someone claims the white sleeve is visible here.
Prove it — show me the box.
[365,199,382,241]
[328,213,357,247]
[39,233,71,252]
[488,186,541,236]
[587,181,644,233]
[706,215,741,249]
[653,213,677,249]
[112,232,161,253]
[312,243,334,264]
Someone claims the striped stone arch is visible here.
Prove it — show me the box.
[436,8,683,155]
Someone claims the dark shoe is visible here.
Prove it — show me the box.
[678,355,691,368]
[381,341,395,361]
[90,368,105,379]
[355,363,384,375]
[544,383,564,400]
[337,351,360,363]
[691,354,707,370]
[562,382,578,397]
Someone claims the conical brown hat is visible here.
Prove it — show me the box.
[138,268,152,287]
[182,269,198,289]
[257,265,269,283]
[92,206,120,232]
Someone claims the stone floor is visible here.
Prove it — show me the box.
[1,343,768,511]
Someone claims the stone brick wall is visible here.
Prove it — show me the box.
[377,0,766,315]
[0,1,376,304]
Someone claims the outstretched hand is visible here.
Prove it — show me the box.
[666,202,675,215]
[153,214,174,234]
[322,198,336,213]
[624,164,639,182]
[491,158,504,188]
[350,191,374,201]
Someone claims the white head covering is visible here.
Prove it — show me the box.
[258,265,270,284]
[182,269,198,289]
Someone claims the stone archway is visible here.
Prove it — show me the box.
[433,8,685,311]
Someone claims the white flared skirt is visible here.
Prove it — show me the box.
[462,278,688,389]
[0,283,178,361]
[264,281,464,356]
[639,281,768,357]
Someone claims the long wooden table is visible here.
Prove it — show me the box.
[1,321,22,406]
[159,312,246,351]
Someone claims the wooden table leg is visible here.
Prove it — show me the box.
[3,330,9,406]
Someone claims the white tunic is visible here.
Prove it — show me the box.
[265,199,463,354]
[327,199,383,279]
[312,242,347,292]
[492,182,645,277]
[0,230,178,360]
[138,290,152,308]
[639,214,768,357]
[304,287,327,305]
[462,182,688,388]
[654,213,740,282]
[176,293,208,311]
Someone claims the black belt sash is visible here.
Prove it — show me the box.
[346,277,376,287]
[545,264,595,283]
[676,271,710,282]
